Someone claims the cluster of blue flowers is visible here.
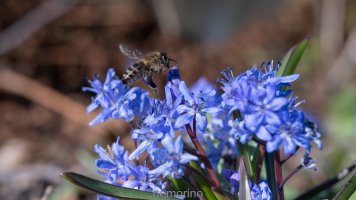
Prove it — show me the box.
[218,61,322,155]
[84,62,322,200]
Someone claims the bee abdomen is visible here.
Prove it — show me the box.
[121,62,143,85]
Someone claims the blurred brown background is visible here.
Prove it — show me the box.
[0,0,355,199]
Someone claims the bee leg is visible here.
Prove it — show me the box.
[143,74,157,89]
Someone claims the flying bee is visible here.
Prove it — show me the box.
[119,44,178,89]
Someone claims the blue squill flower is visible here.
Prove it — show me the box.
[208,113,238,158]
[83,68,151,125]
[218,63,305,145]
[150,135,198,178]
[94,137,133,183]
[265,110,311,155]
[83,68,118,112]
[129,113,174,160]
[165,66,183,109]
[229,118,253,144]
[122,163,166,192]
[174,81,222,130]
[251,181,272,200]
[204,138,225,170]
[244,85,288,132]
[191,77,222,108]
[218,62,298,115]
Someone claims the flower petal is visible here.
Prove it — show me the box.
[180,153,198,164]
[179,81,194,105]
[96,160,116,169]
[284,137,296,155]
[201,107,222,113]
[266,136,283,153]
[129,141,151,160]
[161,135,175,154]
[122,180,140,189]
[174,113,194,129]
[267,97,288,111]
[256,126,272,141]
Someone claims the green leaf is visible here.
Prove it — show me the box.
[239,158,252,200]
[168,177,196,200]
[251,144,265,183]
[212,189,232,200]
[276,39,309,76]
[294,164,355,200]
[333,174,356,200]
[237,142,255,182]
[169,177,188,192]
[213,188,237,200]
[61,172,179,200]
[189,161,219,200]
[265,153,278,200]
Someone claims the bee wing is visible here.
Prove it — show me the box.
[119,44,145,60]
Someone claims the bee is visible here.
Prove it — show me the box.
[119,44,177,89]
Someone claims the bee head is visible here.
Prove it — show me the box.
[161,52,177,68]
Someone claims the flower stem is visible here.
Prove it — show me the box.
[266,150,285,200]
[253,144,265,182]
[274,151,285,200]
[185,123,221,189]
[279,164,303,189]
[265,152,278,199]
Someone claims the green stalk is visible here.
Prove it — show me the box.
[265,152,278,200]
[237,141,255,182]
[251,144,265,183]
[233,110,255,181]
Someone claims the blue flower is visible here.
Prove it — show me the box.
[94,137,133,183]
[229,118,253,144]
[251,181,272,200]
[218,63,308,145]
[204,138,225,170]
[129,111,174,160]
[208,113,238,157]
[174,81,222,130]
[83,68,124,120]
[122,163,166,192]
[150,135,198,178]
[191,77,222,108]
[218,62,298,115]
[165,67,183,109]
[83,68,151,125]
[265,110,311,155]
[95,137,168,193]
[244,85,288,132]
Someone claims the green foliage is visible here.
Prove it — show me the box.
[61,172,179,200]
[276,39,309,76]
[333,174,356,200]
